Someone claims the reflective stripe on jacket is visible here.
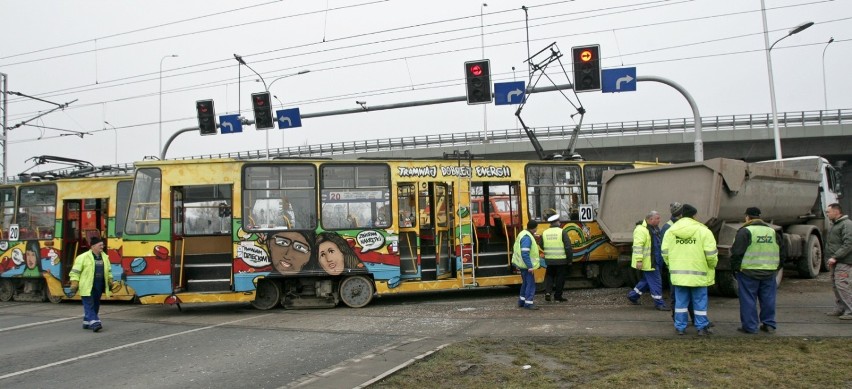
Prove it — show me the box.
[512,230,540,270]
[69,250,113,298]
[741,224,780,270]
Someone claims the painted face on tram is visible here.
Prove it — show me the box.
[269,231,312,274]
[318,240,345,276]
[25,247,38,270]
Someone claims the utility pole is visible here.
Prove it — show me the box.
[1,72,7,183]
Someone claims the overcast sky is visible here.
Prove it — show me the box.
[1,0,850,176]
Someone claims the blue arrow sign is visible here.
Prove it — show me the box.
[276,108,302,129]
[219,114,242,134]
[602,67,637,93]
[493,81,525,105]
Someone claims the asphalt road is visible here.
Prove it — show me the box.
[1,271,849,389]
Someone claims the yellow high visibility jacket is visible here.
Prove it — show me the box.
[631,220,654,271]
[69,250,114,298]
[661,217,718,287]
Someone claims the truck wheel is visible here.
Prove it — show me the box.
[251,280,281,310]
[797,235,821,279]
[716,270,738,297]
[599,262,625,288]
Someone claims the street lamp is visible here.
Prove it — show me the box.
[822,37,834,110]
[159,54,178,156]
[267,70,310,90]
[104,121,118,164]
[761,4,813,160]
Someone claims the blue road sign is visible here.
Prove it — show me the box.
[219,114,242,134]
[277,108,302,129]
[602,67,637,93]
[493,81,525,105]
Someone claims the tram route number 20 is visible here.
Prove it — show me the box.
[8,224,19,242]
[578,205,594,222]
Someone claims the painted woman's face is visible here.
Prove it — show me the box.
[269,232,311,274]
[25,249,37,270]
[318,240,345,276]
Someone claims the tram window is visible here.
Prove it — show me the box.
[114,181,132,237]
[0,188,15,239]
[243,165,317,231]
[17,184,57,240]
[182,185,232,236]
[397,184,416,228]
[526,164,581,221]
[583,164,632,210]
[320,164,390,230]
[126,168,162,235]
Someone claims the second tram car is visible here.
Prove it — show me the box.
[119,156,657,309]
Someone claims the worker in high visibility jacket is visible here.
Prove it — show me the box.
[661,204,718,335]
[512,220,542,310]
[68,237,116,332]
[627,210,669,310]
[542,214,571,302]
[731,207,785,334]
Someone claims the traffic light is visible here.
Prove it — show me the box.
[195,99,217,136]
[571,45,601,92]
[252,92,274,129]
[464,60,492,104]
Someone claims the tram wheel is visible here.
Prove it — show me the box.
[599,262,625,288]
[339,275,374,308]
[45,288,62,304]
[0,279,13,302]
[251,280,282,310]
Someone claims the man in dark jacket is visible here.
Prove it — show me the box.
[824,203,852,320]
[730,207,785,334]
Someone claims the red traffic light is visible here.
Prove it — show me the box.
[253,97,266,106]
[469,64,483,76]
[579,49,593,62]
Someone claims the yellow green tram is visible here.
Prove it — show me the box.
[0,175,134,302]
[122,156,658,310]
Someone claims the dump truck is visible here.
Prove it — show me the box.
[596,156,843,297]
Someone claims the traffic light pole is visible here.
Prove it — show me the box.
[163,78,703,163]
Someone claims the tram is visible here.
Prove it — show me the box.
[0,167,133,303]
[117,154,659,309]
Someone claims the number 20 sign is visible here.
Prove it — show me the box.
[578,205,594,222]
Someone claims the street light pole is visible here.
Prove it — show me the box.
[159,54,178,156]
[104,121,118,164]
[761,1,813,160]
[262,70,311,149]
[822,37,834,111]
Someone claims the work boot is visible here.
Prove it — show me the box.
[545,293,551,302]
[736,327,757,334]
[627,296,641,305]
[676,329,686,335]
[655,305,671,311]
[697,328,713,336]
[524,304,540,310]
[91,323,102,333]
[555,296,568,302]
[759,324,776,334]
[839,314,852,321]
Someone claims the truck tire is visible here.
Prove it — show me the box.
[599,262,625,288]
[716,270,738,297]
[797,235,821,279]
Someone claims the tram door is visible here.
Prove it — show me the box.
[417,182,451,280]
[61,198,108,283]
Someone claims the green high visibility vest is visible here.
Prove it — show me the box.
[741,224,780,270]
[512,230,541,270]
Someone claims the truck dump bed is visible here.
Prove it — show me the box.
[597,158,821,244]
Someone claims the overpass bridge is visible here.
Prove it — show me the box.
[188,108,851,164]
